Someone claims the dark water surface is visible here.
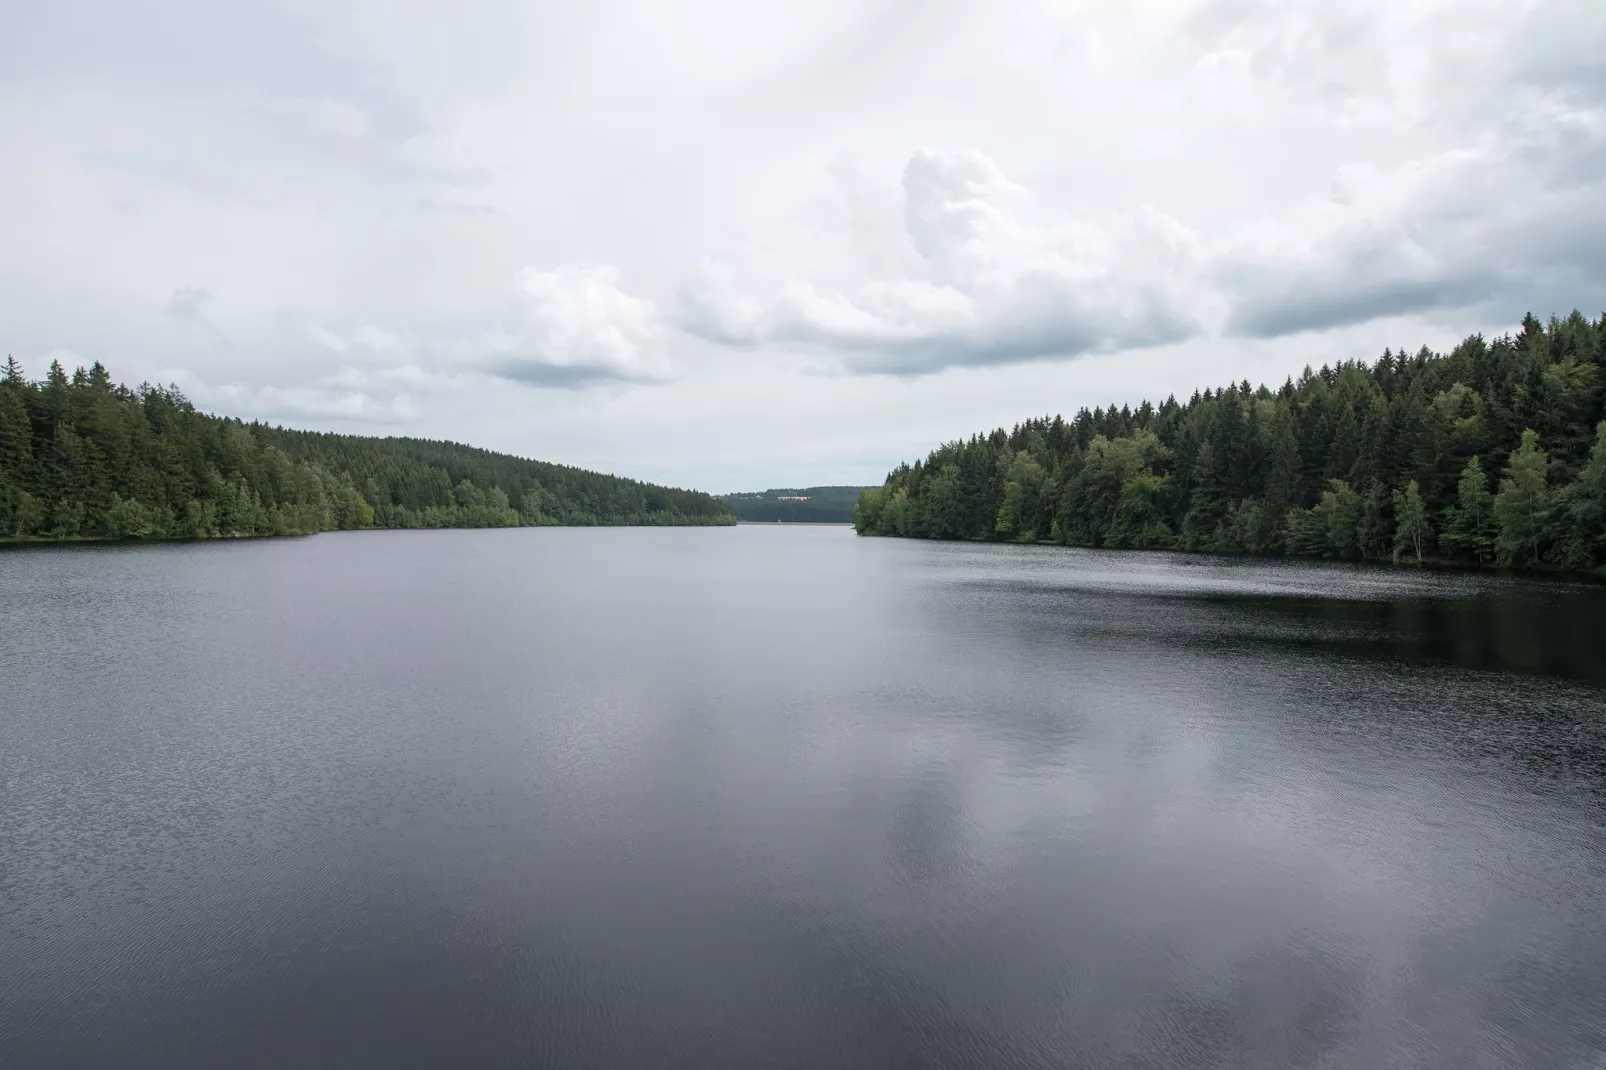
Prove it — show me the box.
[4,527,1606,1068]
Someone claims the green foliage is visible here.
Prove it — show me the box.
[852,487,883,533]
[1549,422,1606,569]
[0,360,733,542]
[1058,432,1172,548]
[1392,480,1429,563]
[1494,429,1551,567]
[723,486,869,524]
[995,452,1048,541]
[1440,456,1497,562]
[104,494,156,539]
[922,464,965,539]
[1307,480,1364,559]
[854,310,1606,573]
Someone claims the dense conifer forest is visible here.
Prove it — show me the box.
[723,486,869,523]
[0,358,733,540]
[854,311,1606,573]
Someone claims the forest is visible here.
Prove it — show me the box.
[0,358,733,541]
[723,486,869,523]
[854,311,1606,574]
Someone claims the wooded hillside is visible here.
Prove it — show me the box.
[0,359,733,540]
[854,311,1606,572]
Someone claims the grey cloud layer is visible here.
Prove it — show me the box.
[666,0,1606,375]
[679,103,1605,375]
[2,0,1605,496]
[676,150,1211,373]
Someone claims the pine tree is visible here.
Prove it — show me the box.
[1441,456,1496,563]
[1550,421,1606,569]
[857,311,1606,572]
[0,359,733,541]
[1255,403,1299,552]
[0,385,30,474]
[1572,423,1606,547]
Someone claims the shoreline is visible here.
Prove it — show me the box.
[851,530,1606,583]
[0,520,741,549]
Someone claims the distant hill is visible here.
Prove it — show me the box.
[0,357,734,540]
[722,486,871,524]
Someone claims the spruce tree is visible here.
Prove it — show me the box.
[1551,422,1606,569]
[1441,456,1496,563]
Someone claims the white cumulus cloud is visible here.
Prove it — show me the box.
[678,149,1213,375]
[485,264,670,386]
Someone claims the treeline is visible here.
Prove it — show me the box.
[723,486,869,523]
[854,311,1606,573]
[0,358,733,541]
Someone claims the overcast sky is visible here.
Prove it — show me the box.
[2,1,1603,492]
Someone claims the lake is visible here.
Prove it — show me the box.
[3,526,1605,1068]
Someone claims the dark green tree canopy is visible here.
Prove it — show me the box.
[855,310,1606,574]
[722,486,869,523]
[0,363,733,541]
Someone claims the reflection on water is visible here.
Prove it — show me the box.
[3,528,1605,1069]
[925,542,1605,681]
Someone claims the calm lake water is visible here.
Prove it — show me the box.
[4,526,1606,1068]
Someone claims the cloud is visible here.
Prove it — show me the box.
[271,97,371,139]
[373,363,465,390]
[168,285,230,342]
[167,285,214,321]
[487,361,647,388]
[685,70,1606,362]
[308,325,350,353]
[42,349,87,375]
[484,264,670,387]
[415,197,495,216]
[173,374,419,424]
[678,149,1212,375]
[289,270,670,393]
[670,2,1606,365]
[308,323,405,355]
[1219,94,1606,337]
[6,0,1606,488]
[313,363,465,393]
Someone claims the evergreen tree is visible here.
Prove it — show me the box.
[1549,422,1606,569]
[1440,457,1497,563]
[1253,403,1299,552]
[922,465,964,539]
[1573,423,1606,544]
[0,361,734,541]
[854,309,1606,574]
